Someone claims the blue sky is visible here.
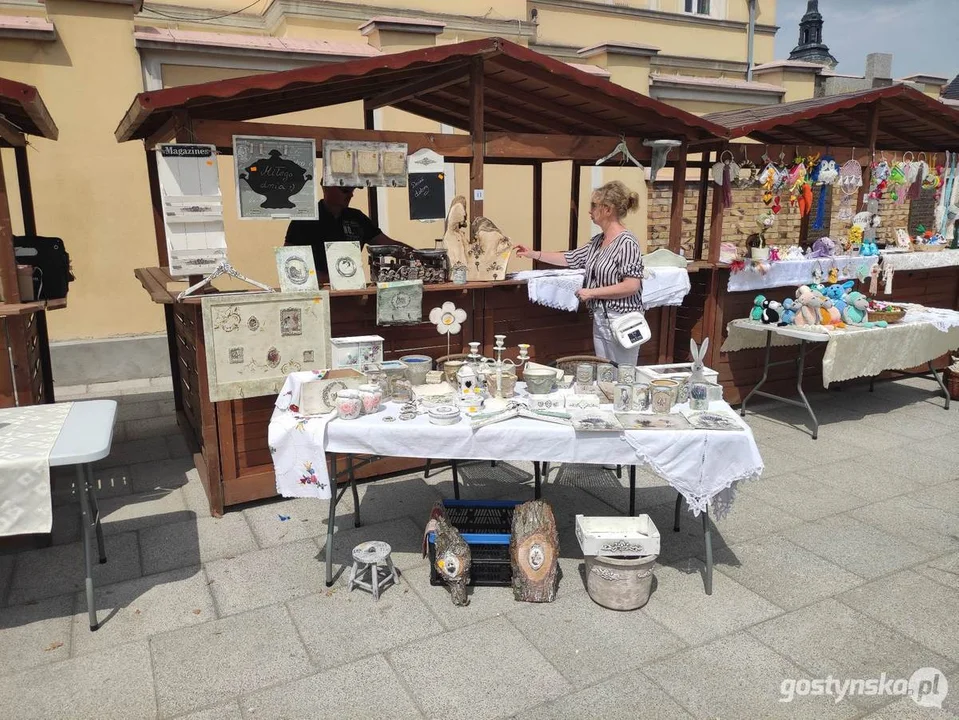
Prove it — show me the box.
[773,0,958,80]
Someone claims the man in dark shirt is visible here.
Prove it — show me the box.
[284,185,411,278]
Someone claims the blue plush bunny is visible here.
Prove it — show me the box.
[780,297,798,325]
[824,280,854,315]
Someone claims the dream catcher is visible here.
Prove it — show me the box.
[888,154,908,204]
[760,153,788,214]
[837,158,863,222]
[922,154,942,191]
[733,147,758,189]
[868,156,891,200]
[810,156,837,231]
[711,150,737,208]
[906,153,927,201]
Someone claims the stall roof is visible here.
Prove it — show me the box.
[115,36,726,144]
[705,85,959,151]
[0,77,58,147]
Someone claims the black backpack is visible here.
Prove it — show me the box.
[13,235,75,300]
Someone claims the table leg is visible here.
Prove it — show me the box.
[673,492,683,532]
[76,465,98,631]
[929,361,951,410]
[348,454,361,528]
[740,330,773,417]
[326,455,338,588]
[794,341,820,440]
[451,460,460,499]
[702,506,713,596]
[85,464,106,563]
[628,466,636,516]
[534,462,542,500]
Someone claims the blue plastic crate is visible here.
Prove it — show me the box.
[427,499,519,587]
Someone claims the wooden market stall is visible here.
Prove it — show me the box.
[115,37,726,515]
[0,77,61,408]
[680,85,959,403]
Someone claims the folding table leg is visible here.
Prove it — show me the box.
[348,454,361,528]
[326,455,338,588]
[423,458,433,479]
[85,464,106,563]
[76,465,98,631]
[929,361,951,410]
[740,330,772,417]
[794,341,820,439]
[702,507,713,596]
[533,462,542,500]
[451,461,460,500]
[628,466,636,516]
[673,492,683,532]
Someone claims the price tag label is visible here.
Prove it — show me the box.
[473,189,485,201]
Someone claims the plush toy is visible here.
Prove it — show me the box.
[761,298,783,325]
[808,236,837,258]
[780,298,798,325]
[842,291,888,328]
[793,285,823,326]
[785,245,805,261]
[848,224,864,248]
[820,298,846,328]
[750,294,766,321]
[860,239,879,256]
[814,157,839,185]
[824,281,854,315]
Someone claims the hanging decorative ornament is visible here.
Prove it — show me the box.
[429,301,468,357]
[771,195,782,215]
[761,162,777,205]
[733,148,758,189]
[922,160,942,190]
[788,157,807,207]
[837,158,863,222]
[814,156,839,186]
[868,158,891,200]
[888,158,907,204]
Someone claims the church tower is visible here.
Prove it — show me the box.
[788,0,838,68]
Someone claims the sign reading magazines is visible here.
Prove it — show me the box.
[233,135,317,220]
[156,143,228,278]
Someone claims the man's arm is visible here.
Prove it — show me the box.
[369,232,415,251]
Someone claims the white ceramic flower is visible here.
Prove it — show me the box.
[429,302,467,335]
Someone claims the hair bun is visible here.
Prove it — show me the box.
[627,191,640,213]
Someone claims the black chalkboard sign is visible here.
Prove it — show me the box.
[408,172,446,220]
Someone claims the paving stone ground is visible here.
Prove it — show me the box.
[1,377,957,719]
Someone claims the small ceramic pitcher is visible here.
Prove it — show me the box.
[335,389,362,420]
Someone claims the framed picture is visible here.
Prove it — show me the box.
[376,279,423,325]
[155,143,228,277]
[234,135,317,220]
[322,139,408,188]
[201,291,331,402]
[324,241,366,291]
[274,246,320,293]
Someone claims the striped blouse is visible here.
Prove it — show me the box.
[564,230,645,314]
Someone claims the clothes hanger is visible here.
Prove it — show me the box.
[595,135,644,169]
[177,260,275,301]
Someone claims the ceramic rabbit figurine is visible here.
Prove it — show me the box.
[689,338,710,386]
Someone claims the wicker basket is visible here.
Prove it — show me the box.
[947,369,959,402]
[912,243,946,253]
[867,309,906,324]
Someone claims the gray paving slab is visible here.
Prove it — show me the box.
[518,670,694,720]
[749,445,816,478]
[243,496,337,548]
[819,458,928,499]
[317,516,430,581]
[116,396,175,423]
[856,450,959,487]
[850,495,959,553]
[8,531,142,605]
[644,558,782,644]
[139,512,257,576]
[151,604,311,718]
[165,433,192,458]
[747,473,872,522]
[0,554,13,605]
[123,415,179,439]
[645,632,861,720]
[860,688,959,720]
[537,483,624,527]
[424,460,536,499]
[243,653,423,719]
[204,539,328,617]
[637,502,715,565]
[913,551,959,591]
[51,464,133,504]
[839,570,959,664]
[98,487,191,536]
[70,565,215,657]
[782,514,941,580]
[711,535,864,611]
[96,437,170,467]
[50,501,81,545]
[388,615,570,720]
[168,701,243,720]
[0,640,156,720]
[749,598,951,710]
[507,587,687,688]
[331,474,445,528]
[128,457,195,494]
[703,490,804,547]
[180,469,213,516]
[0,594,74,672]
[287,574,440,669]
[402,563,527,631]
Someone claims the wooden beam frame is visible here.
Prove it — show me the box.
[706,145,727,265]
[364,108,379,229]
[568,162,582,252]
[668,143,689,253]
[889,97,959,141]
[480,87,576,134]
[469,57,485,220]
[532,161,543,258]
[364,61,471,111]
[694,151,711,261]
[484,76,611,135]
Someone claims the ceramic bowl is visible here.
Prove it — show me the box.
[428,404,462,425]
[523,367,556,395]
[400,355,433,386]
[442,360,465,384]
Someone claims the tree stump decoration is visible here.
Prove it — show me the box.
[510,500,560,603]
[431,515,472,607]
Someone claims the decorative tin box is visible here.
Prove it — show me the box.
[330,335,384,371]
[428,405,462,425]
[635,362,718,397]
[575,514,661,557]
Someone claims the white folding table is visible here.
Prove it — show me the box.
[48,400,118,630]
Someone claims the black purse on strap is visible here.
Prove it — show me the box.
[13,235,76,300]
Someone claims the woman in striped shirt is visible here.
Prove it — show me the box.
[515,180,645,365]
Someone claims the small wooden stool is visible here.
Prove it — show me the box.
[347,541,399,601]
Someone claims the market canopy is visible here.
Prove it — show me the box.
[706,85,959,152]
[0,77,58,147]
[115,36,725,144]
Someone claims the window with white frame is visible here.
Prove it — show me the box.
[684,0,711,14]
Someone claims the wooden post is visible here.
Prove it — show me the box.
[145,148,169,268]
[667,143,689,254]
[693,152,711,261]
[0,151,21,304]
[532,161,543,268]
[469,57,485,221]
[568,162,582,252]
[859,103,881,211]
[364,108,379,228]
[706,147,727,265]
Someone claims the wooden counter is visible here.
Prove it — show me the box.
[136,267,676,516]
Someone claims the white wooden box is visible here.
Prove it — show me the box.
[635,362,718,387]
[330,335,384,371]
[575,514,660,557]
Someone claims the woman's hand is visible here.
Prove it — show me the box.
[576,287,595,302]
[514,244,535,258]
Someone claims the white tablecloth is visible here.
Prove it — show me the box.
[722,309,959,387]
[726,256,878,292]
[0,403,73,536]
[880,249,959,272]
[511,267,691,312]
[270,384,763,517]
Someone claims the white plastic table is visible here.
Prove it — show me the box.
[49,400,118,630]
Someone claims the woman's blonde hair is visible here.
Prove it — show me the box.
[592,180,641,219]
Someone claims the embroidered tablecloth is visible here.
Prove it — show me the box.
[512,267,692,312]
[879,249,959,272]
[722,309,959,387]
[726,255,878,293]
[0,403,73,536]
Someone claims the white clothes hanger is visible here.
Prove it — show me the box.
[595,136,644,169]
[177,260,274,301]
